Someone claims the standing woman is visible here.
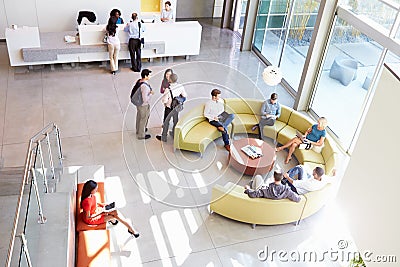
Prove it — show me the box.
[106,16,121,75]
[110,8,124,24]
[81,180,139,238]
[160,68,173,94]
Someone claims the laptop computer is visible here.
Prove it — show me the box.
[296,130,307,141]
[217,111,230,124]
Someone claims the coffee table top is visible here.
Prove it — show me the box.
[229,138,276,175]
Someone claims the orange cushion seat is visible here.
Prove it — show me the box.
[77,230,111,267]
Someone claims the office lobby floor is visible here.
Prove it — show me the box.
[0,19,355,266]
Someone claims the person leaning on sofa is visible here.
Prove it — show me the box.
[244,171,301,202]
[282,165,335,195]
[203,89,235,151]
[251,92,281,140]
[276,117,328,164]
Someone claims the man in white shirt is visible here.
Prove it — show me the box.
[161,1,174,22]
[124,13,144,72]
[156,73,187,142]
[203,89,234,151]
[282,165,335,195]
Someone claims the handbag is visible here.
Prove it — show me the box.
[170,90,185,112]
[299,140,312,150]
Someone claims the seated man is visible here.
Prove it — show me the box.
[282,165,335,195]
[252,92,281,140]
[204,89,234,151]
[244,171,301,202]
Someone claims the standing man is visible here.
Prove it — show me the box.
[136,69,154,140]
[204,89,234,151]
[156,73,187,142]
[125,13,144,72]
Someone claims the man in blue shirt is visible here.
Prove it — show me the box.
[252,93,281,140]
[124,13,144,72]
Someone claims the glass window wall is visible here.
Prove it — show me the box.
[310,17,400,150]
[253,0,320,91]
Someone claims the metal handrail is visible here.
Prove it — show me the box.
[5,123,63,267]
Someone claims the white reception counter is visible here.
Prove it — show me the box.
[5,21,202,66]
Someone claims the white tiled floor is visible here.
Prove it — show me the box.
[0,19,353,266]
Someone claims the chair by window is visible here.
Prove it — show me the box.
[329,57,358,86]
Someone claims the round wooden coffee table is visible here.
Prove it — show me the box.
[229,138,276,176]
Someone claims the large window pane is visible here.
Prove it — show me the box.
[310,18,384,149]
[253,0,287,66]
[280,0,320,91]
[339,0,398,30]
[253,0,320,91]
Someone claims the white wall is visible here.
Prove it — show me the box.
[1,0,140,36]
[337,64,400,266]
[0,0,214,38]
[176,0,214,18]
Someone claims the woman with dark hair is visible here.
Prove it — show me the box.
[160,68,173,94]
[81,180,139,238]
[106,16,121,75]
[110,8,124,24]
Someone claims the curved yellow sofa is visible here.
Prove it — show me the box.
[174,98,338,176]
[210,181,333,227]
[174,103,232,155]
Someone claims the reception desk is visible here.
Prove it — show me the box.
[5,21,202,66]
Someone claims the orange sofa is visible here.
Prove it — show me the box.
[76,182,111,267]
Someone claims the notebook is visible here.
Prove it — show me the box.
[104,202,116,212]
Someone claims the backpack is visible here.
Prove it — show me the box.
[130,79,150,106]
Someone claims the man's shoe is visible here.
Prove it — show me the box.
[251,124,259,131]
[156,135,167,142]
[138,134,151,140]
[217,126,225,132]
[224,144,231,152]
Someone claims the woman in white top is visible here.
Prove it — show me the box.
[106,16,121,75]
[161,1,174,22]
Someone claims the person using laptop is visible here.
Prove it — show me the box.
[204,89,234,151]
[276,117,328,164]
[251,92,281,140]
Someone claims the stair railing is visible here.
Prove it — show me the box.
[5,122,63,267]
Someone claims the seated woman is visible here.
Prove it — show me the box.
[276,117,328,164]
[81,180,139,238]
[110,8,124,24]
